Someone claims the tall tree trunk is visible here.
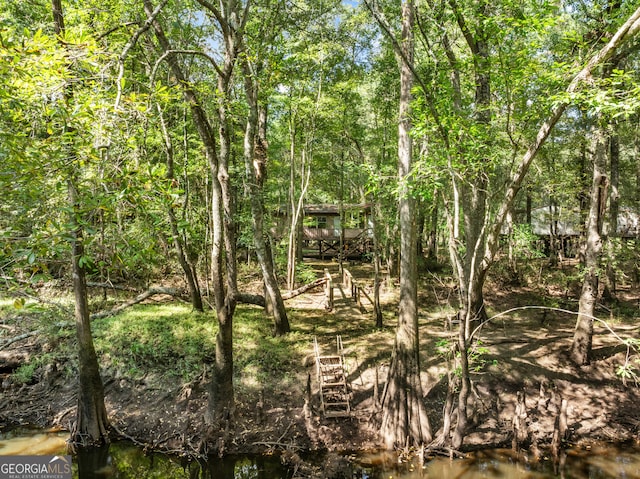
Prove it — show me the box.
[286,124,298,290]
[241,57,290,336]
[144,0,238,418]
[425,188,438,261]
[416,201,425,260]
[526,187,532,225]
[68,180,110,447]
[572,124,608,365]
[446,0,492,448]
[603,130,619,300]
[156,104,203,312]
[286,118,310,290]
[380,0,431,448]
[372,203,384,329]
[51,0,109,447]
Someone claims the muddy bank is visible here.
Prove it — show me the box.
[1,328,639,460]
[2,271,640,459]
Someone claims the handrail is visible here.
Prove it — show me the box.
[324,269,334,311]
[342,268,373,311]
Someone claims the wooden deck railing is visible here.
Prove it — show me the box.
[324,269,334,311]
[342,268,373,311]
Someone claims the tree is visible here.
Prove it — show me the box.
[367,0,432,449]
[52,0,109,447]
[143,0,240,419]
[572,120,608,365]
[156,103,204,312]
[408,0,640,447]
[240,1,290,335]
[569,1,640,364]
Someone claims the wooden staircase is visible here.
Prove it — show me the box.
[314,336,351,418]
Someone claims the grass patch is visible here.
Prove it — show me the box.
[92,303,215,380]
[90,303,312,387]
[2,292,318,389]
[233,307,310,389]
[11,353,58,384]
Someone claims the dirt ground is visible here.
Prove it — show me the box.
[1,259,640,462]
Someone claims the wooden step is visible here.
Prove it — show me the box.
[324,410,351,418]
[315,335,351,418]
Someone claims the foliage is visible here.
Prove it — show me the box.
[616,338,640,387]
[12,362,39,385]
[91,304,215,380]
[12,352,60,385]
[510,224,546,260]
[436,338,496,376]
[1,0,640,451]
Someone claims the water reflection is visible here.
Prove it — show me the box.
[76,445,112,479]
[0,431,293,479]
[0,429,67,455]
[74,444,294,479]
[2,430,640,478]
[356,446,640,479]
[201,456,293,479]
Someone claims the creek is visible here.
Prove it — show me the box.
[1,429,639,478]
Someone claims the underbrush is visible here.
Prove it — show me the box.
[1,295,313,392]
[91,304,216,381]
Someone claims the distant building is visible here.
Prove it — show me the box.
[529,205,639,238]
[530,206,581,236]
[274,203,373,259]
[513,205,640,258]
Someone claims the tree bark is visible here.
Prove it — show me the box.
[372,203,384,329]
[144,0,238,418]
[603,129,619,300]
[51,0,109,447]
[379,0,432,449]
[286,126,310,290]
[447,0,492,448]
[425,188,438,261]
[68,180,110,447]
[241,61,290,335]
[156,104,203,312]
[572,124,608,365]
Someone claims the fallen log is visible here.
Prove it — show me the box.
[237,278,328,307]
[0,331,39,351]
[90,286,189,320]
[237,293,266,307]
[86,282,141,292]
[281,278,327,300]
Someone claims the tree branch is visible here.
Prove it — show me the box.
[149,49,224,89]
[194,0,226,35]
[484,6,640,269]
[97,22,140,42]
[114,0,169,109]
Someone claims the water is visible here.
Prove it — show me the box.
[0,429,292,479]
[356,446,640,478]
[1,429,640,478]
